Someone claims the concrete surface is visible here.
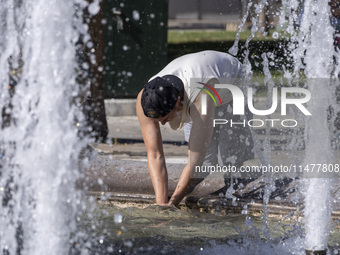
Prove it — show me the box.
[105,99,136,116]
[106,116,186,142]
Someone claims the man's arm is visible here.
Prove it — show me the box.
[168,80,217,206]
[136,90,168,205]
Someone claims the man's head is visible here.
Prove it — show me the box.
[141,75,184,119]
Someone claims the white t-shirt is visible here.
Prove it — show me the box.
[150,50,243,130]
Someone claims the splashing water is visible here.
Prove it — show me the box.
[282,0,336,251]
[234,0,337,252]
[0,0,89,254]
[232,0,276,241]
[1,0,338,254]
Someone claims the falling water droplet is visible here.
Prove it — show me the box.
[88,0,100,16]
[132,10,140,21]
[114,214,123,223]
[97,178,103,185]
[272,31,279,39]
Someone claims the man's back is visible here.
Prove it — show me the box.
[151,50,242,87]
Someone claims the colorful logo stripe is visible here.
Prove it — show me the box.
[197,82,223,106]
[197,87,217,106]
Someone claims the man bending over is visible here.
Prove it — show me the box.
[136,50,254,206]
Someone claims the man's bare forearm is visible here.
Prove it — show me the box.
[147,155,169,205]
[168,89,215,206]
[168,152,205,206]
[168,163,196,206]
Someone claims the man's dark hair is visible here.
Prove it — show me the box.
[141,75,184,118]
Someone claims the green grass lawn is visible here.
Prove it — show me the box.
[168,29,281,44]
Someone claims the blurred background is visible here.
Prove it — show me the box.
[78,0,304,141]
[88,0,288,99]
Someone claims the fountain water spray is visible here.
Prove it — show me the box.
[282,0,336,253]
[230,0,277,240]
[233,0,337,252]
[0,0,90,254]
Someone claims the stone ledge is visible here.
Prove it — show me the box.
[105,99,137,116]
